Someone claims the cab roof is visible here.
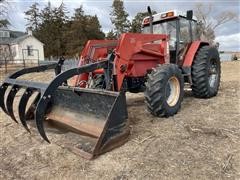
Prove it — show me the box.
[142,10,197,25]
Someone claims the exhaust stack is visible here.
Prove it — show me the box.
[147,6,153,34]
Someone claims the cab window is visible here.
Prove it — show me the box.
[142,19,177,50]
[179,18,191,44]
[191,21,198,41]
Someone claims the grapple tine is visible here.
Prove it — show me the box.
[0,84,9,114]
[18,88,33,132]
[25,92,41,120]
[6,85,20,123]
[35,99,50,143]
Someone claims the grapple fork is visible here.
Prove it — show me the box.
[0,58,129,159]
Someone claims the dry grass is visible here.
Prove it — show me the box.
[0,61,240,179]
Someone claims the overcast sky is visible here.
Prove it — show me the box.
[5,0,240,51]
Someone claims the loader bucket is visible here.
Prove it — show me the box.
[46,87,129,159]
[0,59,129,159]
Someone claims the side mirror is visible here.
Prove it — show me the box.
[186,10,193,20]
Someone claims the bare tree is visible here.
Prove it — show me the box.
[0,0,8,15]
[194,3,238,44]
[0,0,10,27]
[0,45,13,71]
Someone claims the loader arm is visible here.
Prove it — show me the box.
[114,33,169,90]
[74,33,170,91]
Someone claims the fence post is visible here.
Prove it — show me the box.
[37,49,39,66]
[22,49,26,68]
[4,57,7,73]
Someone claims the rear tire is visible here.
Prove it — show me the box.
[144,64,184,117]
[191,46,221,98]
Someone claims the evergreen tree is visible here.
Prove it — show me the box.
[52,3,69,56]
[0,19,10,28]
[110,0,130,36]
[85,15,105,39]
[0,0,10,28]
[65,6,104,56]
[24,3,40,31]
[106,30,117,40]
[64,6,88,56]
[130,11,156,33]
[34,2,68,58]
[24,3,105,58]
[37,2,56,58]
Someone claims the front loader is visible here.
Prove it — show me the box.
[0,8,221,159]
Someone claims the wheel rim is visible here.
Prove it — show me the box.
[166,76,180,107]
[208,59,219,88]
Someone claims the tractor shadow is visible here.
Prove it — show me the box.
[126,89,195,124]
[126,89,194,107]
[127,96,145,107]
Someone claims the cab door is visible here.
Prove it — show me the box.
[176,17,192,65]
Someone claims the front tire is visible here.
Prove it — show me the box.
[191,46,221,98]
[92,74,106,89]
[144,64,184,117]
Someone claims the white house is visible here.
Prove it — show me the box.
[0,28,44,64]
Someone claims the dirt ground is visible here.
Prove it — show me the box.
[0,61,240,180]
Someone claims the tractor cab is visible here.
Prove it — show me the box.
[142,10,199,64]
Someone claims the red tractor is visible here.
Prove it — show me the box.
[72,7,221,116]
[0,7,221,159]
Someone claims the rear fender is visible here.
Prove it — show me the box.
[182,41,209,67]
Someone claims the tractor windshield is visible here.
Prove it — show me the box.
[142,20,177,50]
